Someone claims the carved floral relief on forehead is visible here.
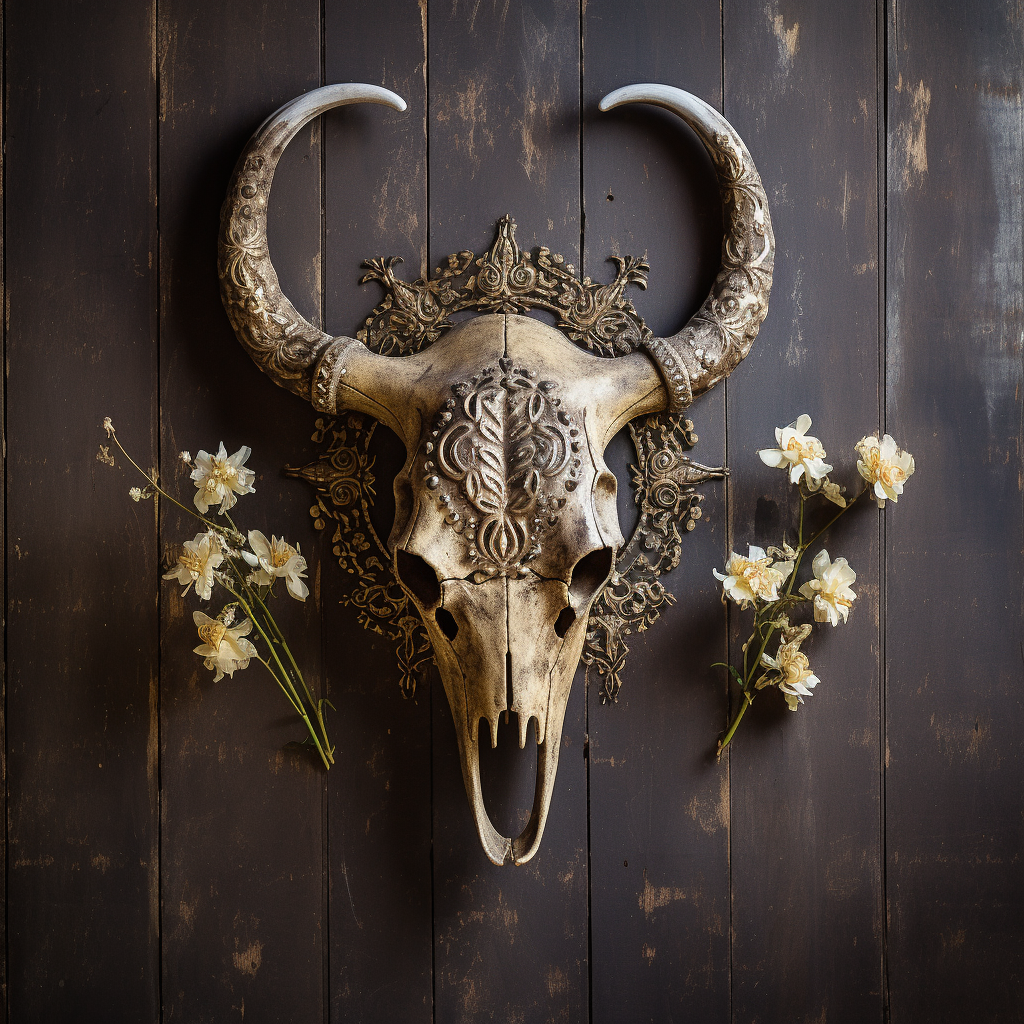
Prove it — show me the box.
[423,357,582,579]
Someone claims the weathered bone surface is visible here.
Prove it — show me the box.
[219,82,774,865]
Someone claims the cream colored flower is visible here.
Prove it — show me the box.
[820,479,847,508]
[191,443,256,514]
[799,549,857,626]
[193,610,257,681]
[103,416,114,437]
[180,450,192,465]
[164,531,224,600]
[759,639,820,711]
[713,545,794,608]
[248,530,309,600]
[758,414,833,490]
[855,433,915,507]
[129,487,144,502]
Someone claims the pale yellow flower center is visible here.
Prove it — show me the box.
[735,556,781,597]
[777,645,812,685]
[180,550,206,577]
[270,544,293,568]
[198,622,227,648]
[785,436,825,461]
[861,447,905,487]
[204,457,237,492]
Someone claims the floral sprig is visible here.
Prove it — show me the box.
[101,417,333,769]
[713,416,914,755]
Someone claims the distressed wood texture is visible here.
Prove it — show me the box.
[885,1,1024,1021]
[323,3,433,1021]
[5,3,160,1020]
[157,4,327,1021]
[583,3,731,1022]
[4,1,1024,1022]
[725,1,884,1022]
[427,3,589,1023]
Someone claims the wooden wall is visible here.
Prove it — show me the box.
[4,1,1023,1021]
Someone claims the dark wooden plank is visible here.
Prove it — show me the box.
[582,3,730,1022]
[322,3,433,1021]
[428,3,589,1021]
[0,10,7,1015]
[885,2,1024,1020]
[157,6,326,1020]
[5,2,159,1019]
[724,2,884,1022]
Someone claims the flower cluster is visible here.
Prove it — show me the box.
[101,419,332,769]
[712,415,915,753]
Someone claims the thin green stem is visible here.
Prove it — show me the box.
[717,690,754,756]
[801,486,869,552]
[219,580,333,769]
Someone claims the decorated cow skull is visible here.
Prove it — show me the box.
[219,82,773,865]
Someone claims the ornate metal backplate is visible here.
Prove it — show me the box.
[287,217,725,703]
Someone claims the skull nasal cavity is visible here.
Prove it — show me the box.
[569,547,614,606]
[396,549,441,608]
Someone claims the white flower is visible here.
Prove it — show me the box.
[191,443,256,514]
[193,610,257,681]
[180,451,192,465]
[713,545,794,608]
[758,414,833,490]
[855,433,915,507]
[248,530,309,600]
[163,531,224,600]
[103,416,114,437]
[129,487,144,502]
[820,478,847,508]
[759,638,820,711]
[799,549,857,626]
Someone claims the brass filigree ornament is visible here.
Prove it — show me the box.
[288,217,726,702]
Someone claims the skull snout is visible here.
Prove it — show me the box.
[395,542,614,865]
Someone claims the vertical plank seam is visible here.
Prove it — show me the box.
[878,0,891,1018]
[579,2,594,1021]
[153,0,164,1017]
[720,4,734,1024]
[319,6,330,1023]
[1,0,7,1015]
[424,5,436,1020]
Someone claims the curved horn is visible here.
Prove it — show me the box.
[218,84,408,415]
[599,85,774,413]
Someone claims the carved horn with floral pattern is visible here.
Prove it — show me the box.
[218,84,421,440]
[599,84,775,413]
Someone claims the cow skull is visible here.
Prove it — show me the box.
[218,82,774,865]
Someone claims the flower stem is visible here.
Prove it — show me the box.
[717,690,754,757]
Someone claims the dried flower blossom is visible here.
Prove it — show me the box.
[103,416,115,437]
[248,530,309,601]
[164,531,224,600]
[758,414,833,490]
[820,479,847,508]
[191,443,256,514]
[855,433,915,507]
[713,545,794,608]
[759,637,820,711]
[193,609,257,681]
[799,549,857,626]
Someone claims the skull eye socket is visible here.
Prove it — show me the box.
[435,607,459,641]
[395,549,442,609]
[568,546,614,607]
